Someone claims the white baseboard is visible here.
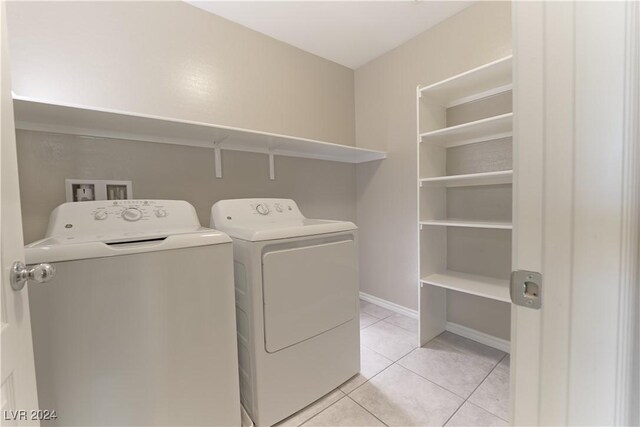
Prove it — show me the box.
[445,322,510,353]
[359,292,510,353]
[359,292,418,319]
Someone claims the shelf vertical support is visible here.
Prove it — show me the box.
[268,151,275,181]
[213,142,222,179]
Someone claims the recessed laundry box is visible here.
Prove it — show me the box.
[211,198,360,426]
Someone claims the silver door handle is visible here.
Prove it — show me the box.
[10,261,56,291]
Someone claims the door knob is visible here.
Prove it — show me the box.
[10,261,56,291]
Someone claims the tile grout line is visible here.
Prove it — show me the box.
[466,401,510,424]
[349,354,470,427]
[293,392,347,427]
[343,361,399,423]
[396,335,508,400]
[394,363,470,402]
[344,352,397,396]
[389,340,508,425]
[363,308,418,334]
[360,339,416,364]
[381,316,418,335]
[441,401,464,427]
[346,396,390,427]
[345,343,437,423]
[465,353,510,422]
[360,316,386,331]
[298,392,347,427]
[361,299,417,334]
[361,312,394,323]
[360,301,510,425]
[355,306,421,398]
[442,352,510,425]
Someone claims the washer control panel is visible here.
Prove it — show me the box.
[211,198,304,226]
[45,200,202,238]
[89,200,168,223]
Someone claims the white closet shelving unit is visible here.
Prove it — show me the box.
[12,95,386,179]
[417,56,513,345]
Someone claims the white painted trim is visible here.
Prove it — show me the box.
[419,55,512,94]
[445,322,510,354]
[441,132,513,149]
[12,94,387,164]
[359,292,510,354]
[359,292,418,319]
[446,84,513,109]
[268,152,275,181]
[213,144,222,179]
[615,2,640,425]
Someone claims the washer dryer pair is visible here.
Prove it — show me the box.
[211,199,360,426]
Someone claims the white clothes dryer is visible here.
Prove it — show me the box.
[25,200,241,426]
[210,198,359,426]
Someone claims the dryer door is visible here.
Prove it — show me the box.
[262,238,357,353]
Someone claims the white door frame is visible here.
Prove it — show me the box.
[511,1,639,425]
[1,2,40,424]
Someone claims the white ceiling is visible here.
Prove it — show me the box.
[186,1,473,69]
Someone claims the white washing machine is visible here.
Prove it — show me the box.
[210,198,360,426]
[25,200,241,426]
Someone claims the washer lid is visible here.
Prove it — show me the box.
[210,198,356,241]
[25,200,231,264]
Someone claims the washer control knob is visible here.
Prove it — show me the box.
[274,203,283,213]
[122,208,143,222]
[154,208,167,218]
[255,204,270,216]
[94,210,108,221]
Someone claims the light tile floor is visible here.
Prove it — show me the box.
[276,300,509,427]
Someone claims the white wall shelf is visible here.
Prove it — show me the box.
[419,170,512,187]
[12,95,387,171]
[419,219,512,230]
[421,270,510,303]
[419,113,512,148]
[417,56,513,348]
[419,56,512,108]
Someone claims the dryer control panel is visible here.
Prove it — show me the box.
[44,200,202,238]
[211,198,305,226]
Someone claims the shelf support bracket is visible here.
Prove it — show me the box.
[213,142,222,179]
[268,151,275,181]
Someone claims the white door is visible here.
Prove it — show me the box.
[511,1,639,425]
[0,3,40,425]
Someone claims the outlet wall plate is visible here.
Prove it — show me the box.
[65,179,133,202]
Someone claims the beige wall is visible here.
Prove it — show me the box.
[354,2,512,339]
[6,1,354,146]
[17,130,356,244]
[10,0,513,338]
[7,1,357,243]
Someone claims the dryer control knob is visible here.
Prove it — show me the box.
[255,204,270,216]
[154,208,167,218]
[94,210,108,221]
[122,208,143,222]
